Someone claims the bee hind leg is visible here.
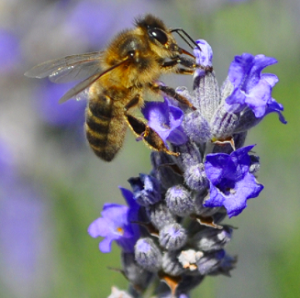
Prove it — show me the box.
[124,103,179,157]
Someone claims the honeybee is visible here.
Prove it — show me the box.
[25,14,211,161]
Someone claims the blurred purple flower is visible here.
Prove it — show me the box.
[0,187,46,289]
[35,81,86,127]
[66,1,118,48]
[0,138,15,185]
[204,145,263,217]
[0,138,48,296]
[88,188,140,253]
[0,29,21,73]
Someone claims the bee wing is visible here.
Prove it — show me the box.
[58,72,103,103]
[58,57,132,103]
[24,51,103,83]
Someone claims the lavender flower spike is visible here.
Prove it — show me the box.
[88,39,285,298]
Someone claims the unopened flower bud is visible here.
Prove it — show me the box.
[184,163,208,192]
[192,190,223,218]
[134,238,162,272]
[176,275,205,297]
[210,105,239,140]
[193,40,220,121]
[196,250,225,275]
[147,202,177,230]
[173,142,202,170]
[121,252,153,292]
[162,250,185,276]
[150,151,183,190]
[209,254,237,276]
[183,111,211,144]
[193,72,221,121]
[165,185,194,217]
[192,226,233,252]
[159,223,187,251]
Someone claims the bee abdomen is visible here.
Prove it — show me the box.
[85,96,126,161]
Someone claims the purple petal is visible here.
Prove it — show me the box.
[228,53,255,87]
[99,237,113,253]
[193,39,213,77]
[143,101,171,141]
[262,73,278,87]
[265,98,287,124]
[88,218,107,238]
[204,145,262,217]
[205,154,232,184]
[119,187,135,208]
[167,126,188,145]
[223,173,263,217]
[169,105,184,128]
[244,80,271,117]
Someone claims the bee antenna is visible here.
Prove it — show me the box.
[170,28,201,51]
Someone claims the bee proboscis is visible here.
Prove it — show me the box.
[25,14,211,161]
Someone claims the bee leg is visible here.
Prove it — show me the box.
[124,104,179,157]
[175,68,194,75]
[178,56,213,73]
[161,60,195,75]
[149,82,196,111]
[162,57,213,74]
[124,93,142,111]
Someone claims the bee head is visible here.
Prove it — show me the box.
[135,14,180,59]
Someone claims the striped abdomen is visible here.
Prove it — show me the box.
[85,94,127,161]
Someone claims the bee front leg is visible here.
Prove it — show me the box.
[178,56,213,73]
[149,82,196,111]
[161,59,194,75]
[162,56,212,73]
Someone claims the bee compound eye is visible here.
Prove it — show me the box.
[148,28,168,45]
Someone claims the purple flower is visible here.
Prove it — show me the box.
[142,99,188,146]
[0,29,21,73]
[0,138,48,296]
[88,188,140,253]
[0,187,46,292]
[128,174,161,206]
[35,81,86,127]
[193,39,213,78]
[0,139,15,186]
[265,97,287,124]
[67,1,117,48]
[225,53,285,122]
[204,145,263,217]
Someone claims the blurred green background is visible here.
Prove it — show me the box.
[0,0,299,297]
